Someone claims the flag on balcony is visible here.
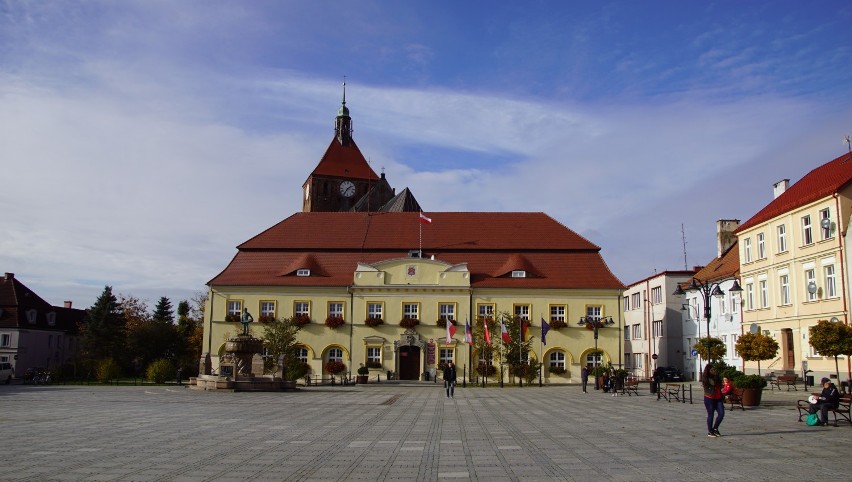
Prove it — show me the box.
[501,319,511,343]
[445,319,456,343]
[541,318,551,346]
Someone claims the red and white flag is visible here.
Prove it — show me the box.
[501,320,512,343]
[419,212,432,224]
[464,318,473,345]
[483,319,492,345]
[445,320,456,343]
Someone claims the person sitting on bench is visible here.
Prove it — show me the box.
[809,377,840,426]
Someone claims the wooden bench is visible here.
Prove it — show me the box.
[660,383,681,402]
[797,393,852,426]
[726,388,744,410]
[623,377,639,396]
[304,374,352,386]
[767,375,781,391]
[777,375,800,391]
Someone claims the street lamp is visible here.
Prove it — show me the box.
[578,316,615,390]
[681,303,701,380]
[673,278,742,366]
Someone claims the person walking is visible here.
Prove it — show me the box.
[443,362,457,398]
[581,366,589,393]
[702,363,725,437]
[809,377,840,425]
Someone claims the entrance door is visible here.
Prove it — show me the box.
[784,329,795,369]
[398,346,421,380]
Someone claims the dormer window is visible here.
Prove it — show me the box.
[296,269,311,277]
[26,309,37,324]
[47,312,56,326]
[511,270,527,278]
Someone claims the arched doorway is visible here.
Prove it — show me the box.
[399,345,421,380]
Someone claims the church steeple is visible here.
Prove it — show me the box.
[335,81,352,146]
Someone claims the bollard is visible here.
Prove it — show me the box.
[176,368,183,386]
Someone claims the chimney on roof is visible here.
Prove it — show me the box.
[773,179,789,199]
[717,219,740,257]
[4,272,12,280]
[64,301,73,308]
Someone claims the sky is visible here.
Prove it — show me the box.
[2,1,852,311]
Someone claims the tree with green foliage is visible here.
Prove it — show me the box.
[497,312,539,385]
[471,315,496,379]
[80,286,127,368]
[693,337,726,362]
[735,332,779,375]
[261,315,304,380]
[175,293,206,377]
[152,297,175,324]
[809,320,852,381]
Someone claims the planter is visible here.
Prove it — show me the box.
[741,387,763,406]
[356,375,369,384]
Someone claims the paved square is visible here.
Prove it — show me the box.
[2,382,851,480]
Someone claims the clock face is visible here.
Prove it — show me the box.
[340,180,356,197]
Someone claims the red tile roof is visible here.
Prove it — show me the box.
[736,152,852,233]
[692,241,739,284]
[304,138,380,184]
[210,212,624,290]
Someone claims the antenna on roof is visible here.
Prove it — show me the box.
[844,134,851,153]
[681,223,688,271]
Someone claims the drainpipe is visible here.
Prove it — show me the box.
[349,287,354,375]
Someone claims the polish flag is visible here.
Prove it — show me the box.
[483,319,492,345]
[501,320,511,343]
[464,318,473,345]
[419,212,432,224]
[445,320,456,343]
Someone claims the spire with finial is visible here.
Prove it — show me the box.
[335,77,352,145]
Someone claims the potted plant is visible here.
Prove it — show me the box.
[293,314,312,327]
[436,318,456,327]
[324,316,345,329]
[548,366,566,375]
[365,318,384,327]
[356,365,369,384]
[549,319,567,329]
[733,374,768,406]
[324,360,346,375]
[225,313,240,323]
[399,318,420,329]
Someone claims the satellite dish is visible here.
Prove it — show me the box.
[808,281,817,295]
[821,218,831,230]
[750,323,759,334]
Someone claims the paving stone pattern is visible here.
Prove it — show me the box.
[2,383,851,481]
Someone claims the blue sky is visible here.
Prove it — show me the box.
[2,1,851,309]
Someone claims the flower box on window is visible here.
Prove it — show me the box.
[225,314,240,323]
[436,318,457,327]
[365,318,384,327]
[324,361,346,374]
[324,316,345,329]
[366,361,382,369]
[548,366,566,375]
[258,315,275,323]
[399,318,420,329]
[293,314,312,327]
[549,319,567,329]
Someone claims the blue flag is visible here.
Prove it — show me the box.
[541,317,551,346]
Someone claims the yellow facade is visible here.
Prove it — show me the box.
[203,256,623,383]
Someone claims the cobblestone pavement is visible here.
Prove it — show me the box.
[2,382,851,481]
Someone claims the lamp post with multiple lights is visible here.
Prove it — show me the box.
[681,303,702,380]
[577,316,615,390]
[673,278,742,367]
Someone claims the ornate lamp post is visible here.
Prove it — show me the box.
[577,316,615,390]
[681,303,702,380]
[673,278,742,365]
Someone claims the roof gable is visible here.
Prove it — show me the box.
[305,138,379,184]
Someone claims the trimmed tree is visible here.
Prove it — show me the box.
[693,337,726,362]
[261,316,304,380]
[734,332,779,375]
[809,320,852,382]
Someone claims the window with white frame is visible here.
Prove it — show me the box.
[46,312,56,326]
[631,292,640,310]
[367,347,382,365]
[777,224,787,252]
[295,347,308,363]
[623,296,630,310]
[802,215,813,245]
[586,305,602,320]
[367,302,383,320]
[744,238,752,262]
[403,303,419,319]
[805,268,817,301]
[633,353,643,369]
[586,351,602,367]
[651,286,662,304]
[632,324,641,339]
[550,305,566,322]
[0,333,10,347]
[328,302,344,319]
[729,291,739,313]
[478,304,494,319]
[721,335,727,353]
[732,334,739,357]
[624,328,630,340]
[624,354,632,368]
[757,232,766,259]
[759,279,768,308]
[652,320,663,338]
[825,264,837,298]
[439,303,456,322]
[327,348,343,363]
[227,300,242,317]
[746,282,755,310]
[294,301,310,317]
[514,304,530,320]
[549,351,565,368]
[260,301,276,319]
[780,274,790,305]
[439,348,453,366]
[820,208,832,240]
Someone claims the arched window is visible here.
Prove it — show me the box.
[549,351,565,368]
[328,348,343,362]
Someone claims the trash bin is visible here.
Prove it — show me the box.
[806,375,815,387]
[423,371,430,381]
[650,380,658,393]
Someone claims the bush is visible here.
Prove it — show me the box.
[146,359,174,384]
[287,361,310,381]
[733,374,767,389]
[96,358,122,383]
[549,366,566,375]
[357,365,370,375]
